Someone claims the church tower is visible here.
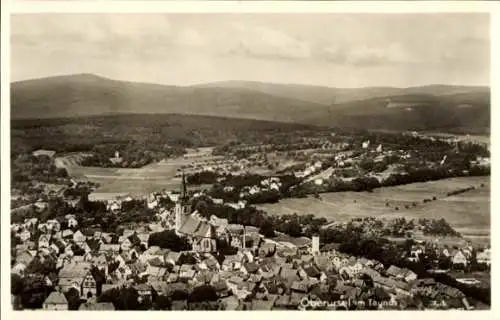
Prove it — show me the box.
[175,171,189,235]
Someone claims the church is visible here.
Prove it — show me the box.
[174,173,217,253]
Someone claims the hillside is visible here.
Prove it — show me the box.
[11,74,490,133]
[11,74,328,124]
[330,91,490,133]
[196,80,488,105]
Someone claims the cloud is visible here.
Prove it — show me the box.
[173,27,205,47]
[12,14,172,42]
[226,23,311,60]
[317,42,419,67]
[439,36,489,64]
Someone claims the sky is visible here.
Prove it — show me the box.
[11,13,490,88]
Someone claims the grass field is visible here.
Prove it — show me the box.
[58,155,209,200]
[257,176,490,243]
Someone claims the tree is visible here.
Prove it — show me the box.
[154,295,171,310]
[188,285,218,303]
[259,219,276,238]
[20,276,50,309]
[171,290,188,301]
[148,230,191,251]
[65,287,82,310]
[281,219,303,237]
[26,256,57,275]
[11,274,24,295]
[91,266,105,296]
[116,287,140,310]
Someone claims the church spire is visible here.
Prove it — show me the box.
[180,170,188,201]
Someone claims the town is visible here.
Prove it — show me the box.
[11,131,491,310]
[9,11,492,313]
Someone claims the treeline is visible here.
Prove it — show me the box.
[293,165,489,197]
[187,171,219,185]
[12,114,320,166]
[11,154,70,193]
[12,194,156,233]
[98,283,220,310]
[446,187,476,197]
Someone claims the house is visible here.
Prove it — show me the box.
[58,262,92,295]
[279,267,300,288]
[291,280,309,293]
[73,231,86,245]
[81,272,97,298]
[38,234,51,248]
[220,296,240,310]
[34,200,48,212]
[78,302,115,311]
[15,251,34,266]
[43,291,68,310]
[47,220,61,232]
[99,244,120,254]
[50,243,61,255]
[274,294,292,309]
[33,149,56,158]
[38,223,49,233]
[12,263,27,277]
[251,295,278,310]
[129,261,148,276]
[137,233,150,248]
[442,248,450,257]
[62,229,74,239]
[258,243,276,257]
[476,248,491,266]
[107,201,121,212]
[19,230,31,242]
[212,280,230,298]
[303,264,322,279]
[145,264,168,279]
[167,273,179,283]
[373,276,411,296]
[451,250,468,267]
[68,217,78,228]
[242,262,260,275]
[403,269,418,283]
[221,256,242,271]
[134,284,152,299]
[113,265,133,280]
[128,246,144,261]
[120,238,133,252]
[164,251,182,266]
[386,265,406,279]
[195,270,216,285]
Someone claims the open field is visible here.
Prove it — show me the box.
[257,176,490,243]
[57,155,215,200]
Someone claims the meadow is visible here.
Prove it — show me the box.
[257,176,490,242]
[57,156,197,200]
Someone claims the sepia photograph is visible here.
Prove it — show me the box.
[7,10,491,312]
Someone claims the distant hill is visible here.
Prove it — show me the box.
[11,74,490,133]
[196,80,488,105]
[11,74,329,124]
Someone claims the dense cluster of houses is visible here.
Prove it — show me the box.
[11,175,489,311]
[11,205,489,310]
[11,211,480,311]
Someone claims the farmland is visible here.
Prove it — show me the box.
[257,176,490,243]
[55,155,201,200]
